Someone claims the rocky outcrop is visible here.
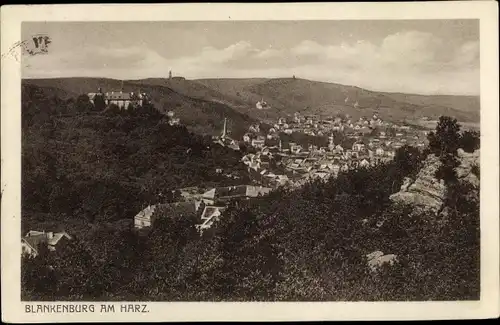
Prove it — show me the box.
[456,149,480,187]
[390,154,446,212]
[389,149,480,212]
[366,251,399,272]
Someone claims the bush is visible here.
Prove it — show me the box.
[460,130,480,153]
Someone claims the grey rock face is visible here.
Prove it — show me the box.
[389,149,480,212]
[456,149,480,187]
[390,154,446,212]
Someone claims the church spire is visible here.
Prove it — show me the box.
[221,118,227,139]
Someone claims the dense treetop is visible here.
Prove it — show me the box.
[22,84,250,228]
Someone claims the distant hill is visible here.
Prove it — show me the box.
[24,77,480,133]
[196,78,479,124]
[128,78,249,108]
[22,78,259,139]
[381,92,480,114]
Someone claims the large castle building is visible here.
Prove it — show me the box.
[88,87,150,109]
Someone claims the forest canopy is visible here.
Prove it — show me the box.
[22,84,250,227]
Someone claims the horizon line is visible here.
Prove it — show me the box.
[21,75,480,97]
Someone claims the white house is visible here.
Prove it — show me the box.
[134,205,157,229]
[22,230,72,258]
[352,143,365,152]
[386,150,396,158]
[169,118,180,126]
[251,138,265,149]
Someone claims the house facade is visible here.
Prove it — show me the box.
[88,88,149,109]
[251,138,265,149]
[134,205,157,229]
[201,185,272,204]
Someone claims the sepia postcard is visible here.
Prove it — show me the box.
[1,2,499,322]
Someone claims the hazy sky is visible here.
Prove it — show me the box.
[22,20,479,95]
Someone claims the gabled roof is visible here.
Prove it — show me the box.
[169,201,199,214]
[88,93,100,100]
[104,92,140,100]
[22,237,36,250]
[134,205,157,220]
[201,206,226,220]
[48,232,72,246]
[153,202,199,220]
[215,185,248,198]
[26,230,45,237]
[202,188,216,200]
[204,185,272,200]
[22,237,44,253]
[228,143,240,150]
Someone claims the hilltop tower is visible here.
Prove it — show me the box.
[169,70,172,79]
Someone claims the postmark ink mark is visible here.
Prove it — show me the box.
[1,34,51,64]
[27,34,52,55]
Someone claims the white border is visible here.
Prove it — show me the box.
[1,2,499,322]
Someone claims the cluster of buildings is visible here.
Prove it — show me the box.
[21,230,72,258]
[236,113,428,188]
[166,110,181,126]
[133,185,272,234]
[256,98,271,110]
[209,111,428,191]
[265,112,402,137]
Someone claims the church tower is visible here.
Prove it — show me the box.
[221,118,227,139]
[169,70,172,79]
